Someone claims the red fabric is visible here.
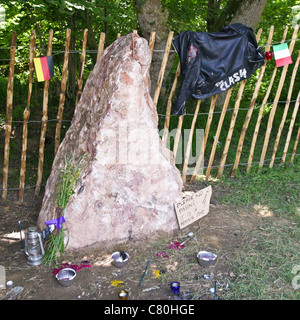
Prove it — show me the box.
[169,241,185,250]
[52,262,91,275]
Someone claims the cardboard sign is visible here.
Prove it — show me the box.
[175,186,212,229]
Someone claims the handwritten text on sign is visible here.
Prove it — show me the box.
[175,186,212,229]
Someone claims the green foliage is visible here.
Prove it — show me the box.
[56,154,86,208]
[43,154,86,267]
[43,227,69,267]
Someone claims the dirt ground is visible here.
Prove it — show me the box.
[0,182,264,301]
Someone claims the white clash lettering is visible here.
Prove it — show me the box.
[215,68,247,91]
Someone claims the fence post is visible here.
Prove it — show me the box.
[182,100,201,185]
[217,79,247,178]
[2,31,16,201]
[190,94,218,183]
[206,88,232,180]
[96,32,106,62]
[152,31,174,107]
[54,28,71,156]
[231,27,268,177]
[291,127,300,163]
[34,29,53,198]
[281,91,300,164]
[162,62,180,144]
[75,28,88,107]
[173,115,184,160]
[148,31,156,64]
[19,30,36,203]
[247,26,288,173]
[269,50,300,167]
[259,25,299,170]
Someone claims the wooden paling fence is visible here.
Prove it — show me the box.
[1,25,299,203]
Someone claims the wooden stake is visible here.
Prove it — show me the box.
[54,28,71,156]
[217,80,247,178]
[246,27,288,173]
[259,25,299,170]
[96,32,106,62]
[148,31,156,63]
[75,28,88,106]
[152,31,174,107]
[182,100,201,185]
[173,115,184,160]
[19,30,36,203]
[190,95,217,183]
[2,31,16,201]
[206,88,232,181]
[281,91,300,164]
[269,50,300,168]
[162,62,180,144]
[231,27,268,177]
[35,29,54,198]
[290,127,300,163]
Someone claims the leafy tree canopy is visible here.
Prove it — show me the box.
[1,0,299,49]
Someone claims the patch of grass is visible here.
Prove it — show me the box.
[219,158,300,218]
[216,159,300,299]
[222,220,300,300]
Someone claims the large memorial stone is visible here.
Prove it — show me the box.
[37,33,182,250]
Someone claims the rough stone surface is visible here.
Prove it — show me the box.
[37,33,182,250]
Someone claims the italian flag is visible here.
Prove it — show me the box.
[34,56,54,82]
[273,43,293,68]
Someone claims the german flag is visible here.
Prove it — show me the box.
[34,56,54,82]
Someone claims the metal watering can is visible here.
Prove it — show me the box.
[24,227,45,266]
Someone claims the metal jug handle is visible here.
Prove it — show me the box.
[37,232,45,255]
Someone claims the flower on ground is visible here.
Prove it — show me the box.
[110,280,125,287]
[169,241,185,250]
[156,252,169,258]
[152,270,162,279]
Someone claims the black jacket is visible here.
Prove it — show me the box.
[172,23,265,115]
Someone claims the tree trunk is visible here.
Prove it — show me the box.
[228,0,268,32]
[207,0,268,32]
[136,0,173,97]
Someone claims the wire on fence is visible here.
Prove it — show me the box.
[0,153,298,192]
[0,37,299,61]
[1,99,297,125]
[0,37,299,51]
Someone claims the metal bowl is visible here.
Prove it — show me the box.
[55,268,76,287]
[111,251,129,268]
[197,251,217,268]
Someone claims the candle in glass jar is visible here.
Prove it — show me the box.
[170,281,180,294]
[118,290,128,300]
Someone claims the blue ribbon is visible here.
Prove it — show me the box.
[45,216,66,230]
